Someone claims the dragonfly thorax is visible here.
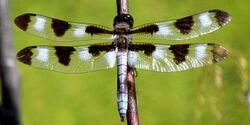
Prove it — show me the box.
[114,26,130,35]
[113,35,130,50]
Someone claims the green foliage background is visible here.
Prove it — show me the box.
[11,0,250,125]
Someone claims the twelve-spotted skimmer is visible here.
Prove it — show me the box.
[15,9,231,121]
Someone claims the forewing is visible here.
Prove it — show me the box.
[131,10,231,40]
[14,13,114,42]
[16,44,116,73]
[128,43,228,72]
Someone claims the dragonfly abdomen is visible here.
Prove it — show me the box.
[116,50,128,121]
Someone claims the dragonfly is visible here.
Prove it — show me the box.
[15,9,231,121]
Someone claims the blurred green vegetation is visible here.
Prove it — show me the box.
[10,0,250,125]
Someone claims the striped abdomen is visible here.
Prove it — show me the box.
[116,50,128,121]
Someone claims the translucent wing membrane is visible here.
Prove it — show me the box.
[15,10,230,73]
[14,13,114,42]
[16,43,116,73]
[128,43,228,72]
[131,10,231,40]
[17,43,228,73]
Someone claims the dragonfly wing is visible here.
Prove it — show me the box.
[131,10,231,40]
[128,43,228,72]
[15,13,114,42]
[17,43,117,73]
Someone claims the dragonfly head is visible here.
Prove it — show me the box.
[113,14,134,28]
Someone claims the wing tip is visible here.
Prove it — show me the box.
[14,13,36,31]
[16,46,36,65]
[209,9,232,27]
[209,43,228,63]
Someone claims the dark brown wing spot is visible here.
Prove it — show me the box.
[210,44,228,63]
[169,44,189,64]
[131,24,159,35]
[209,10,231,27]
[51,19,71,37]
[85,25,114,36]
[55,47,75,66]
[129,44,156,56]
[14,14,35,31]
[88,44,115,56]
[17,46,36,65]
[174,16,194,34]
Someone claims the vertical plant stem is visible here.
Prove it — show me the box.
[127,67,139,125]
[116,0,129,14]
[116,0,140,124]
[0,0,21,125]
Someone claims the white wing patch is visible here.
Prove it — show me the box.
[36,47,49,62]
[73,28,86,37]
[33,16,46,31]
[195,44,208,60]
[152,45,169,59]
[156,24,172,35]
[128,51,138,67]
[104,51,116,67]
[199,12,212,27]
[79,50,92,61]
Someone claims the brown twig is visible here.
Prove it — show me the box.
[0,0,21,125]
[127,67,139,125]
[116,0,129,14]
[116,0,140,124]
